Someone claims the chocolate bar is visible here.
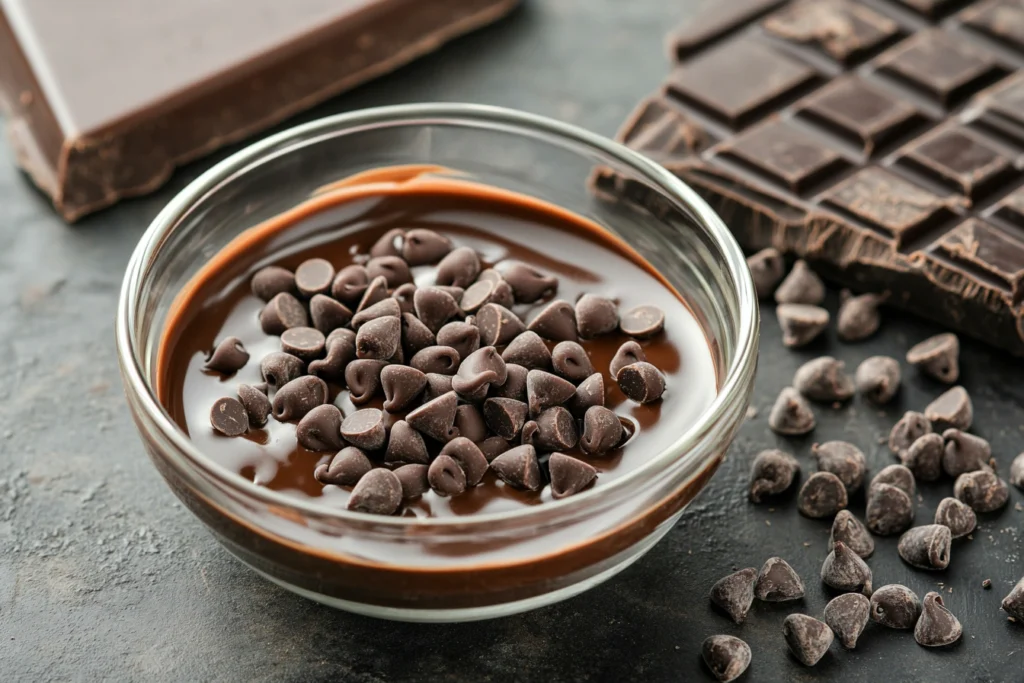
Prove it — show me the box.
[603,0,1024,356]
[0,0,519,221]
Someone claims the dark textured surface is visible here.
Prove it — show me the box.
[0,1,1021,681]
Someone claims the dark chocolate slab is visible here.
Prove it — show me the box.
[894,125,1018,200]
[961,0,1024,50]
[761,0,900,65]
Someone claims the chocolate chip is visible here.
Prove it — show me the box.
[483,398,529,440]
[380,365,427,412]
[619,304,664,338]
[500,262,558,303]
[783,614,833,667]
[888,411,932,454]
[855,355,901,404]
[455,404,488,444]
[351,295,401,330]
[501,331,552,370]
[279,326,325,362]
[925,386,973,431]
[260,352,304,391]
[272,376,329,422]
[435,247,480,288]
[701,635,751,683]
[314,447,372,486]
[251,265,295,301]
[428,454,467,497]
[870,584,921,629]
[941,429,991,477]
[308,294,351,334]
[369,228,404,258]
[934,497,977,539]
[478,436,511,462]
[347,468,402,515]
[331,264,369,305]
[533,406,577,451]
[609,341,646,379]
[1002,577,1024,621]
[567,373,604,418]
[548,453,597,499]
[768,387,816,435]
[295,404,344,451]
[401,312,436,358]
[413,286,462,333]
[340,408,386,451]
[829,510,874,559]
[393,463,429,499]
[907,333,960,384]
[391,283,417,315]
[754,557,805,602]
[237,384,271,428]
[616,362,665,404]
[798,472,847,519]
[777,304,829,347]
[436,321,480,361]
[344,359,387,404]
[915,592,962,647]
[490,363,528,401]
[836,290,885,341]
[452,346,507,398]
[435,285,466,300]
[548,341,593,383]
[460,278,513,313]
[526,369,576,416]
[747,247,785,299]
[574,294,618,339]
[794,357,854,403]
[824,593,870,649]
[366,255,412,288]
[710,567,757,624]
[384,420,429,465]
[866,483,914,536]
[440,437,488,486]
[1011,452,1024,491]
[901,433,944,482]
[476,303,526,346]
[355,316,400,361]
[774,259,825,305]
[578,405,622,456]
[748,449,800,503]
[294,258,335,297]
[402,228,452,265]
[409,346,461,376]
[872,464,916,498]
[490,444,542,491]
[821,541,872,595]
[259,292,308,335]
[204,337,249,374]
[954,470,1009,513]
[210,397,248,436]
[528,299,578,342]
[812,441,866,493]
[406,391,458,442]
[520,420,539,447]
[477,268,503,285]
[423,373,455,402]
[898,524,952,571]
[308,329,356,382]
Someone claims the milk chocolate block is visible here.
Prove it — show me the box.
[0,0,519,220]
[602,0,1024,356]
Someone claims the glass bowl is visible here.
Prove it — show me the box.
[116,104,758,622]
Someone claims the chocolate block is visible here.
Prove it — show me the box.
[604,0,1024,355]
[0,0,519,221]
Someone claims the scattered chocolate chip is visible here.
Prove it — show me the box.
[314,447,372,486]
[984,579,993,589]
[379,365,427,413]
[365,255,412,288]
[400,313,436,359]
[812,441,866,493]
[308,329,356,382]
[260,351,305,390]
[533,406,578,451]
[954,470,1009,513]
[755,557,805,602]
[872,463,916,497]
[383,420,430,465]
[822,541,873,595]
[747,247,785,299]
[783,614,833,667]
[528,299,578,342]
[409,346,460,376]
[616,362,665,404]
[476,303,526,346]
[898,524,952,571]
[237,384,271,428]
[440,437,488,486]
[391,283,417,315]
[748,449,800,503]
[914,593,963,648]
[423,373,455,402]
[609,341,646,378]
[413,286,461,333]
[794,357,854,403]
[295,404,344,451]
[210,397,248,436]
[347,468,402,515]
[934,497,977,539]
[259,292,308,335]
[477,269,503,285]
[777,304,829,347]
[340,408,386,451]
[501,330,552,370]
[551,341,594,383]
[824,593,870,649]
[294,258,335,297]
[866,483,914,536]
[490,444,542,491]
[452,346,507,398]
[548,452,597,499]
[351,298,400,334]
[1011,452,1024,491]
[344,359,387,404]
[331,264,370,305]
[925,386,973,431]
[402,228,452,265]
[394,463,429,499]
[478,436,511,462]
[901,433,944,482]
[251,266,295,301]
[454,404,488,443]
[855,355,901,404]
[701,635,751,683]
[775,260,825,305]
[520,420,539,446]
[483,398,529,440]
[279,326,325,362]
[870,585,921,629]
[580,405,624,456]
[798,472,847,519]
[888,411,932,454]
[460,278,513,313]
[836,290,885,341]
[353,276,391,318]
[406,391,459,442]
[308,294,352,334]
[527,369,577,416]
[907,333,960,384]
[1002,577,1024,621]
[567,372,604,418]
[575,294,618,338]
[500,262,558,303]
[619,304,665,339]
[204,337,249,374]
[435,247,481,288]
[490,363,528,401]
[436,321,481,361]
[941,429,991,478]
[769,387,816,435]
[354,316,400,361]
[272,376,329,421]
[829,510,874,559]
[369,228,404,258]
[710,568,757,624]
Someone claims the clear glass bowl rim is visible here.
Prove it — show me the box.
[115,102,758,529]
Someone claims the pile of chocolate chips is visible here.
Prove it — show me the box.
[205,228,668,515]
[698,249,1024,680]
